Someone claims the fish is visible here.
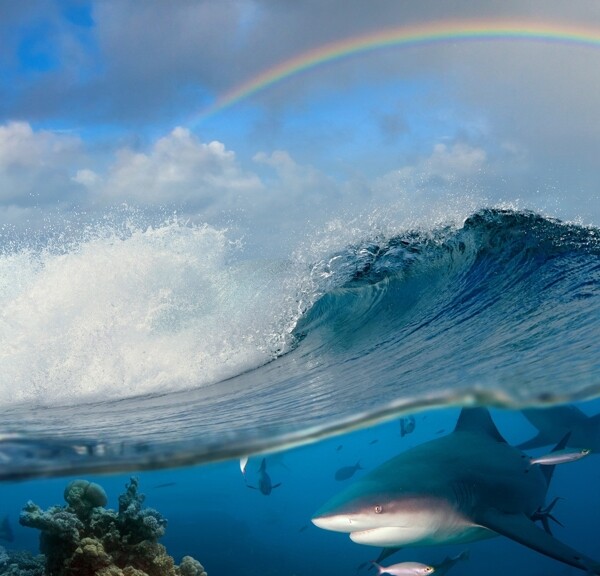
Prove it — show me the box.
[240,456,249,477]
[518,405,600,451]
[151,482,176,489]
[0,515,14,542]
[246,458,281,495]
[369,439,379,445]
[312,407,600,574]
[371,560,434,575]
[529,447,591,466]
[431,551,469,576]
[399,416,416,438]
[359,549,468,574]
[336,445,344,451]
[334,460,363,481]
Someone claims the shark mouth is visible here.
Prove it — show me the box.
[350,525,431,547]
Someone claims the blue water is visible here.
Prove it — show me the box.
[0,208,599,574]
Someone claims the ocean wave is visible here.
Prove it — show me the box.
[0,219,303,405]
[0,208,598,479]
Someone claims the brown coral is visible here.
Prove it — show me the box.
[19,478,207,576]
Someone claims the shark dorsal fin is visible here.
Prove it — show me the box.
[454,407,507,443]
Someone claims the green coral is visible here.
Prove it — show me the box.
[64,480,108,519]
[18,478,207,576]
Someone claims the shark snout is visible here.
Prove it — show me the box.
[311,512,357,532]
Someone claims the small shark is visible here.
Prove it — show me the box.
[335,461,363,481]
[0,515,14,542]
[518,405,600,451]
[399,416,416,438]
[246,458,281,495]
[312,407,600,574]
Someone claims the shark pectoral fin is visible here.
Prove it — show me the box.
[478,509,600,575]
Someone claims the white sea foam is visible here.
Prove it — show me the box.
[0,219,303,406]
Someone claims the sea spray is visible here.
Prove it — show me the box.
[0,218,304,406]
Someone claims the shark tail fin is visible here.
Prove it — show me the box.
[454,407,507,443]
[516,433,551,450]
[588,413,600,432]
[540,432,572,485]
[374,547,401,564]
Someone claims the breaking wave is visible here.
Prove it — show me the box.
[0,208,598,478]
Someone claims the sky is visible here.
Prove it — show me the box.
[2,0,600,254]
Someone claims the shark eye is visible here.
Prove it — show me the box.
[374,505,383,514]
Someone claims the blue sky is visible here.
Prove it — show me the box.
[1,1,600,252]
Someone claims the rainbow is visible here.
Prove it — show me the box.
[198,19,600,120]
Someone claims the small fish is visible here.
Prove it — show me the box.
[336,444,343,451]
[246,458,281,495]
[369,439,379,445]
[400,416,416,438]
[530,447,591,466]
[334,461,363,481]
[152,482,176,489]
[240,456,249,477]
[435,429,445,435]
[371,560,434,576]
[298,524,309,532]
[0,515,14,543]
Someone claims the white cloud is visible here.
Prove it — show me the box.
[364,141,490,226]
[0,121,84,206]
[253,149,338,200]
[86,127,263,211]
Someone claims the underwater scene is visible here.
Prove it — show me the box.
[2,2,600,576]
[2,401,600,576]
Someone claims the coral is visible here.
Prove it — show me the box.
[18,477,206,576]
[64,480,108,519]
[178,556,207,576]
[0,546,45,576]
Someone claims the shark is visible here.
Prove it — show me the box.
[518,404,600,451]
[246,458,281,495]
[0,515,14,542]
[312,407,600,574]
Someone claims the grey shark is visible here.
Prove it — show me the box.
[246,458,281,495]
[518,404,600,451]
[312,408,600,574]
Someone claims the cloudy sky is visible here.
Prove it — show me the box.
[2,0,600,253]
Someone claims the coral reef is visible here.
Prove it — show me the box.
[18,477,207,576]
[0,545,45,576]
